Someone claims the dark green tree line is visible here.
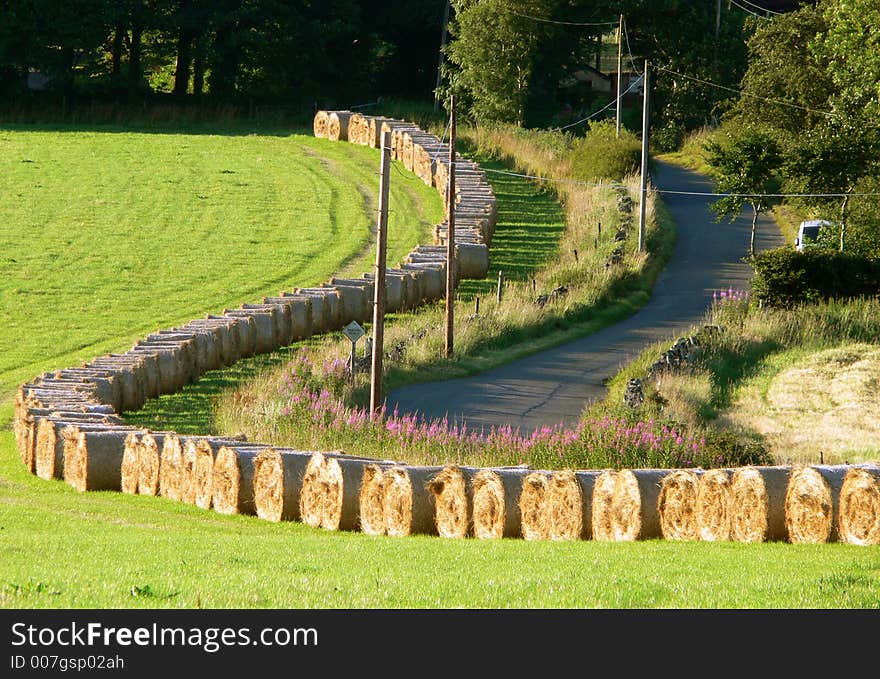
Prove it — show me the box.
[0,0,447,107]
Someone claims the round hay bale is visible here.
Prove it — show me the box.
[455,242,489,280]
[192,439,218,509]
[327,111,353,142]
[158,433,184,501]
[696,469,733,542]
[548,470,590,541]
[658,469,704,541]
[612,469,672,541]
[591,470,619,541]
[838,465,880,546]
[35,418,76,482]
[383,465,442,537]
[472,467,531,539]
[62,428,131,492]
[137,432,165,496]
[730,465,792,543]
[181,438,199,505]
[211,445,262,516]
[299,452,329,529]
[321,455,382,532]
[428,465,478,539]
[287,297,313,341]
[785,464,848,544]
[358,463,387,536]
[313,110,330,138]
[253,448,312,523]
[519,471,552,541]
[121,431,141,494]
[327,284,369,325]
[347,112,370,145]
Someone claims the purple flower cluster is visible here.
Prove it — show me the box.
[274,351,724,469]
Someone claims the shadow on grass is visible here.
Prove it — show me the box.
[457,156,566,300]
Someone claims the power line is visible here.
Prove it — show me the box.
[738,0,783,15]
[501,9,617,27]
[621,17,642,75]
[472,165,880,199]
[558,76,644,131]
[728,0,771,20]
[654,65,837,119]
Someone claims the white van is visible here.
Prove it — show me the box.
[795,220,831,251]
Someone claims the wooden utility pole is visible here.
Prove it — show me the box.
[638,60,650,253]
[616,14,624,138]
[444,94,457,358]
[369,130,392,418]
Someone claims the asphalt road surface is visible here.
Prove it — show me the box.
[386,160,785,435]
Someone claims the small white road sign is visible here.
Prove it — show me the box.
[342,320,365,343]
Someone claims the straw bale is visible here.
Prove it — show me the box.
[347,112,371,145]
[62,427,131,492]
[383,465,443,537]
[265,296,314,342]
[121,431,141,494]
[547,470,590,541]
[591,470,618,541]
[611,469,672,541]
[472,467,531,539]
[299,452,329,528]
[730,465,792,543]
[838,465,880,546]
[519,471,552,541]
[401,263,445,301]
[253,448,312,522]
[785,464,848,544]
[428,465,479,539]
[455,242,490,280]
[696,469,733,542]
[211,445,263,515]
[313,110,330,138]
[137,432,166,496]
[324,284,369,325]
[327,111,353,142]
[358,463,387,536]
[321,456,381,532]
[222,313,257,358]
[296,288,343,330]
[181,438,199,505]
[225,309,278,355]
[38,419,127,482]
[158,433,185,501]
[658,469,704,541]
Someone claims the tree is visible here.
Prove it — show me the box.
[445,0,555,125]
[783,118,880,253]
[732,4,833,137]
[705,127,782,257]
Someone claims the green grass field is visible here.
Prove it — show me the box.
[0,124,443,419]
[1,431,877,609]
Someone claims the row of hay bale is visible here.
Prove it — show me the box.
[313,109,497,280]
[15,415,880,547]
[10,111,498,521]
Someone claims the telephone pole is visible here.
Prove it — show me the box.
[369,130,392,418]
[616,14,623,138]
[638,60,650,253]
[444,94,457,358]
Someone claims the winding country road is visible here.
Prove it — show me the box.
[386,159,785,434]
